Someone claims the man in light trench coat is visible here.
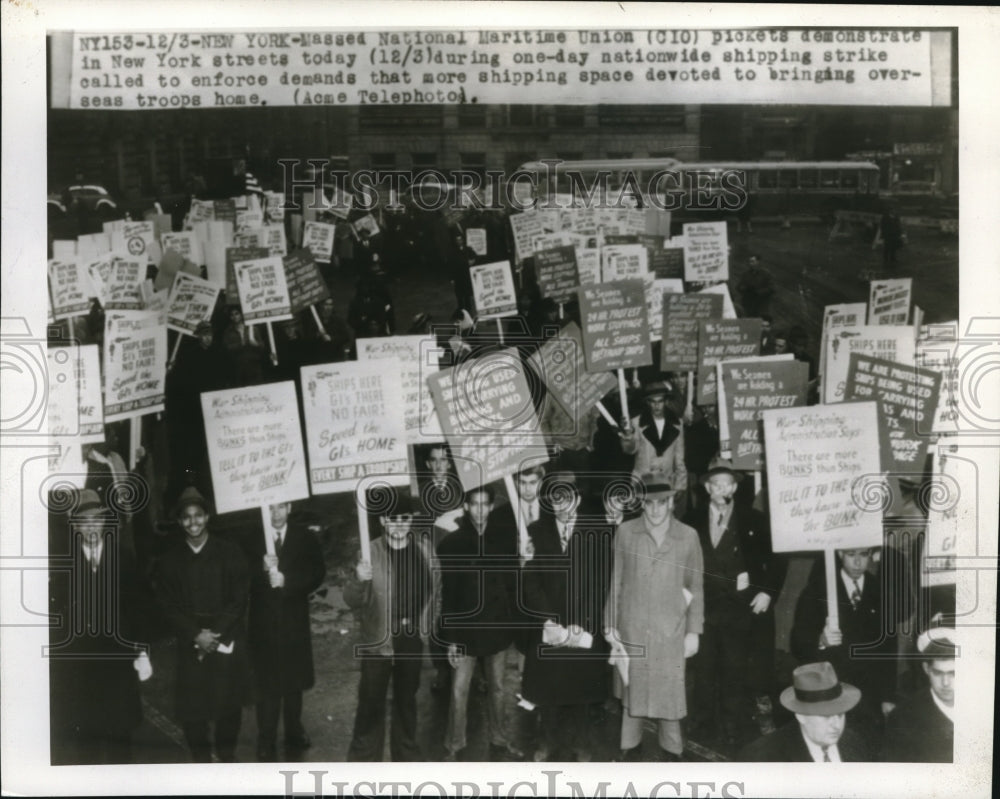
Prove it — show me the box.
[604,473,704,761]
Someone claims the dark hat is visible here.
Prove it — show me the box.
[76,488,104,515]
[642,381,672,398]
[780,662,861,716]
[917,627,958,659]
[638,472,678,497]
[378,490,419,520]
[701,457,745,485]
[172,486,212,518]
[194,321,213,335]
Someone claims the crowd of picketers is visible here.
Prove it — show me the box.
[48,194,953,766]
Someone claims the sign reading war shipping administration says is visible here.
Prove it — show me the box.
[697,318,761,404]
[660,292,725,372]
[60,30,946,110]
[528,321,616,419]
[844,353,941,474]
[201,381,311,513]
[357,336,442,442]
[722,359,809,471]
[428,348,549,493]
[534,246,579,304]
[301,361,408,493]
[103,309,167,422]
[233,255,293,323]
[578,279,652,373]
[763,402,883,553]
[683,221,729,283]
[283,248,331,313]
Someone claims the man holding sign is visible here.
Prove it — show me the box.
[619,382,687,513]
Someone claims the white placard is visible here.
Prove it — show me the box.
[357,335,443,442]
[302,221,336,263]
[161,231,204,267]
[48,260,90,320]
[201,381,311,514]
[466,228,488,256]
[233,256,293,324]
[868,277,913,325]
[823,324,916,404]
[102,309,167,422]
[166,272,222,335]
[470,260,518,319]
[601,244,648,282]
[683,221,729,282]
[644,274,684,343]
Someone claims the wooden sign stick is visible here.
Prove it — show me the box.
[617,369,630,424]
[167,331,183,370]
[357,497,372,565]
[265,321,279,365]
[128,417,142,470]
[596,401,619,429]
[309,305,328,338]
[496,317,505,345]
[504,475,530,565]
[824,548,840,632]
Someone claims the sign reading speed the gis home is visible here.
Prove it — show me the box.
[52,28,951,109]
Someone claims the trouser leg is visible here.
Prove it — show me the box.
[214,707,242,762]
[389,634,424,761]
[444,654,476,755]
[182,721,212,763]
[484,649,510,747]
[256,685,281,749]
[620,707,646,750]
[347,655,393,761]
[656,718,683,756]
[283,690,305,741]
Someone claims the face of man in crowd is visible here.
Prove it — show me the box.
[77,512,105,548]
[465,490,494,531]
[382,514,413,550]
[642,493,674,527]
[229,307,243,325]
[426,447,451,479]
[197,330,213,349]
[774,337,789,354]
[269,502,291,530]
[706,473,738,507]
[761,319,772,336]
[178,504,210,545]
[923,659,955,707]
[516,473,542,503]
[646,393,668,419]
[796,712,845,748]
[550,488,580,524]
[749,255,760,268]
[839,548,872,580]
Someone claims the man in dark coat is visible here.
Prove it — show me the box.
[49,489,152,765]
[437,484,523,761]
[882,627,955,762]
[736,254,775,319]
[683,459,782,752]
[790,547,898,731]
[152,487,251,762]
[243,501,326,761]
[520,471,613,762]
[739,661,872,762]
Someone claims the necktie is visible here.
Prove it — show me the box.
[850,579,861,609]
[822,746,831,762]
[274,532,283,555]
[560,523,571,552]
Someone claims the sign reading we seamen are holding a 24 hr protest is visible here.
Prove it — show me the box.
[428,348,549,493]
[697,318,761,404]
[200,381,311,513]
[578,279,652,373]
[763,402,883,553]
[301,360,408,494]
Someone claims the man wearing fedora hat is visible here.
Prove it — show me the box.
[151,486,251,762]
[683,458,783,752]
[605,473,704,761]
[619,381,687,514]
[739,661,872,762]
[49,489,152,764]
[882,627,956,762]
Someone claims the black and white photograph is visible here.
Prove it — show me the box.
[1,2,997,797]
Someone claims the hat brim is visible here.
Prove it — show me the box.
[701,467,745,484]
[172,496,213,519]
[779,682,861,716]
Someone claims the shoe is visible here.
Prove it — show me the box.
[443,747,465,762]
[286,733,312,751]
[256,745,277,762]
[489,743,524,762]
[615,745,643,763]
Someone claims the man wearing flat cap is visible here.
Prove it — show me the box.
[739,661,872,762]
[619,382,687,513]
[882,627,956,762]
[604,473,704,761]
[151,487,251,762]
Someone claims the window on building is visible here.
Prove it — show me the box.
[370,153,397,171]
[508,105,536,127]
[411,152,439,171]
[458,104,487,128]
[460,152,487,181]
[553,107,585,128]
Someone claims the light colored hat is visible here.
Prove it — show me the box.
[780,661,861,716]
[638,472,678,497]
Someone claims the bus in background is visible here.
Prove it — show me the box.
[514,158,882,223]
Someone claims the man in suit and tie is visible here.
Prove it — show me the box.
[882,627,956,762]
[739,661,872,761]
[245,501,326,761]
[790,547,898,729]
[683,459,782,753]
[49,489,152,765]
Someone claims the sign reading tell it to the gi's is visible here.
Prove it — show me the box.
[201,381,311,513]
[428,348,549,492]
[578,279,652,373]
[301,360,408,494]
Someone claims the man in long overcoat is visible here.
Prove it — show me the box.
[520,471,613,761]
[152,487,251,762]
[243,501,326,761]
[619,382,687,512]
[604,474,704,761]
